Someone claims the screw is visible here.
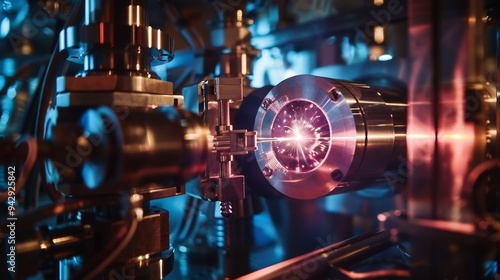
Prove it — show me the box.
[220,201,232,218]
[329,88,340,102]
[330,169,343,181]
[261,98,272,110]
[263,167,273,178]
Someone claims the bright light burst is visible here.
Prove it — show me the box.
[271,100,330,172]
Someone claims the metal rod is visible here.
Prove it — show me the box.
[236,230,394,280]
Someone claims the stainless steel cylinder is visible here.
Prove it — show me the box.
[60,0,174,78]
[84,0,148,26]
[117,107,210,185]
[72,106,210,189]
[236,75,406,199]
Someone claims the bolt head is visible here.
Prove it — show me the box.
[263,167,273,178]
[261,98,272,110]
[329,88,341,102]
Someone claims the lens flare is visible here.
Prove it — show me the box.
[271,100,330,172]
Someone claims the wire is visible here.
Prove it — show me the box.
[0,196,122,228]
[79,199,141,280]
[172,196,201,244]
[0,196,139,279]
[0,55,51,98]
[0,196,142,279]
[77,212,139,280]
[164,1,205,90]
[164,1,205,50]
[33,0,84,203]
[0,195,137,279]
[0,135,37,202]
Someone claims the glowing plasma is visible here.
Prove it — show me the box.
[271,100,331,172]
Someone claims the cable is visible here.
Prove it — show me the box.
[80,212,138,280]
[33,0,84,203]
[17,12,73,207]
[0,55,51,98]
[0,135,37,202]
[164,1,205,50]
[0,195,131,278]
[0,196,122,228]
[164,1,204,90]
[172,196,201,244]
[79,198,141,280]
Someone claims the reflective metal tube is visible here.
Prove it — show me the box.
[60,0,174,78]
[45,106,210,191]
[236,75,406,199]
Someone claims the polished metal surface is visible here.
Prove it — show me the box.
[384,0,497,279]
[198,77,256,217]
[239,75,406,199]
[103,249,174,280]
[56,75,173,95]
[57,205,174,280]
[236,230,396,280]
[4,0,500,279]
[114,107,210,187]
[56,71,180,108]
[210,8,259,80]
[59,0,174,78]
[100,207,170,263]
[44,106,210,191]
[406,0,486,222]
[56,91,183,108]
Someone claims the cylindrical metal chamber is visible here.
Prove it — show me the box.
[46,106,210,191]
[235,75,406,199]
